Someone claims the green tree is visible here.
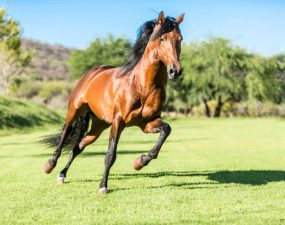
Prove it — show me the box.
[0,8,31,95]
[267,54,285,104]
[275,54,285,103]
[245,53,285,104]
[180,37,250,117]
[68,35,131,79]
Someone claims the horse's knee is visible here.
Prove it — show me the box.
[162,123,171,136]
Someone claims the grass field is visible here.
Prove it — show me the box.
[0,118,285,225]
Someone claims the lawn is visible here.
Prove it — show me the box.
[0,118,284,225]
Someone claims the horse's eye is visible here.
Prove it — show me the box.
[160,37,165,42]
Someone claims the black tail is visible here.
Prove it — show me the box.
[42,113,90,151]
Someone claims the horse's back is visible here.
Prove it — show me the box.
[68,66,117,112]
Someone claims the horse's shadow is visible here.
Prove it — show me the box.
[68,170,285,190]
[207,170,285,185]
[31,150,147,158]
[115,170,285,185]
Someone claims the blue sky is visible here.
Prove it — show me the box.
[0,0,284,56]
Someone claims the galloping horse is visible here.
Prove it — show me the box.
[43,11,184,193]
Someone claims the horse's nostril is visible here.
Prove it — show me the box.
[169,68,174,74]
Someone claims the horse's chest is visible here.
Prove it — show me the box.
[141,89,166,119]
[123,88,165,125]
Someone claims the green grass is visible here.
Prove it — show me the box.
[0,118,284,225]
[0,95,63,131]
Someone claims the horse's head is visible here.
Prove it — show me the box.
[151,11,184,80]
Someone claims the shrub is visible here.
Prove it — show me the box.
[38,81,73,104]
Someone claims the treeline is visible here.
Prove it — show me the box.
[167,38,285,117]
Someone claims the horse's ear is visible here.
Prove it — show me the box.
[176,13,185,25]
[156,11,165,25]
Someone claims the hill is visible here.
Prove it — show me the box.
[21,39,72,81]
[0,95,63,130]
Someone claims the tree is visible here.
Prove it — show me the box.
[274,54,285,103]
[0,8,30,95]
[244,54,285,104]
[180,37,250,117]
[68,35,131,79]
[0,51,22,95]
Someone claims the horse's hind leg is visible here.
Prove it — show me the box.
[57,118,109,184]
[43,123,72,173]
[43,104,78,174]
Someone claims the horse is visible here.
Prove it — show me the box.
[43,11,185,194]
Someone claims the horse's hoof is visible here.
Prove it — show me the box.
[133,156,143,170]
[98,187,108,194]
[43,161,54,174]
[57,179,64,185]
[57,175,64,185]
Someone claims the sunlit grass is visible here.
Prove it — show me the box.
[0,118,284,225]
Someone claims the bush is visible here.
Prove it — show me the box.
[38,82,64,102]
[178,100,285,117]
[37,81,74,106]
[15,80,41,98]
[236,101,285,117]
[15,79,74,108]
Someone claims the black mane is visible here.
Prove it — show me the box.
[120,16,180,76]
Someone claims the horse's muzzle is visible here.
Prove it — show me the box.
[167,65,183,80]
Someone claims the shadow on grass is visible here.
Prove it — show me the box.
[207,170,285,185]
[119,137,208,144]
[30,150,147,158]
[59,170,285,193]
[113,170,285,186]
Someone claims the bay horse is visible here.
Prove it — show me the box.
[43,11,184,193]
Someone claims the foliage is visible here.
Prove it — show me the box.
[185,101,285,117]
[167,37,285,117]
[68,34,131,79]
[15,80,42,99]
[38,81,73,103]
[15,80,74,109]
[245,55,281,103]
[175,38,250,117]
[0,8,31,95]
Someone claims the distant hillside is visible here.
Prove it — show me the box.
[21,39,73,81]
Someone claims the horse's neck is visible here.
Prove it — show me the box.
[134,49,167,96]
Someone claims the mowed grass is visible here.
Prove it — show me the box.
[0,118,285,225]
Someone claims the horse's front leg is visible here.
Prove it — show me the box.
[98,115,125,194]
[134,117,171,170]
